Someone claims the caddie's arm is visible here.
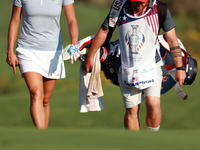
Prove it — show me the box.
[85,27,109,72]
[165,28,186,86]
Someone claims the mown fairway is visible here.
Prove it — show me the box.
[1,128,200,150]
[0,1,200,149]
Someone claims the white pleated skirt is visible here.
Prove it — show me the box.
[16,48,66,79]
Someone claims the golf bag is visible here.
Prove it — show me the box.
[77,35,198,100]
[158,34,198,100]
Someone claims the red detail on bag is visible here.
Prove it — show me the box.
[164,62,175,71]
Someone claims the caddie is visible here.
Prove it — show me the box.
[84,0,186,131]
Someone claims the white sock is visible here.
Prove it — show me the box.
[147,126,160,131]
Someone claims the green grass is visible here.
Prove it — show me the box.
[0,0,200,130]
[1,73,200,130]
[1,128,200,150]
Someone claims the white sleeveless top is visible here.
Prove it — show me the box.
[118,1,160,89]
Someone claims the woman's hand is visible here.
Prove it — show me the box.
[6,51,19,74]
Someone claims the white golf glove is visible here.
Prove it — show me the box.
[67,45,80,64]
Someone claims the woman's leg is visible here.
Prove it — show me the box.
[23,72,56,129]
[23,72,45,129]
[43,77,56,128]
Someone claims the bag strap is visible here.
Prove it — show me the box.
[109,0,127,28]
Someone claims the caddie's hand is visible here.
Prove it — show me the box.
[84,56,94,73]
[6,51,19,74]
[175,70,186,86]
[67,45,80,64]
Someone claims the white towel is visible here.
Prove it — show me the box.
[79,49,104,113]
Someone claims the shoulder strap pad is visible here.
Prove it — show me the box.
[109,0,127,27]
